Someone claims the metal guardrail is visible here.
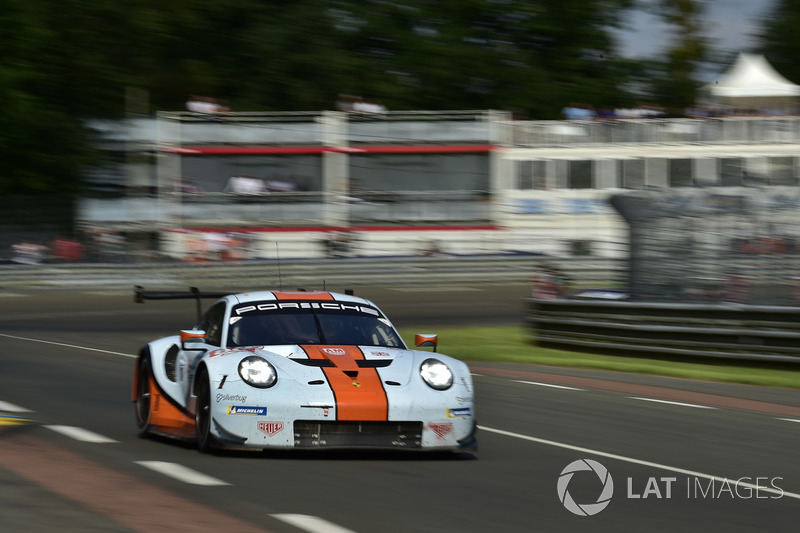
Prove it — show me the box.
[101,114,800,147]
[527,298,800,363]
[503,117,800,147]
[0,256,624,291]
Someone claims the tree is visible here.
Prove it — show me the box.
[1,0,640,197]
[647,0,709,113]
[323,0,637,117]
[755,0,800,85]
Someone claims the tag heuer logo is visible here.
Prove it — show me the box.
[257,421,285,436]
[322,348,347,356]
[427,422,453,439]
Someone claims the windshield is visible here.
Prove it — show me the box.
[227,301,405,349]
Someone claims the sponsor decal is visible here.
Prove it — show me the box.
[216,393,247,403]
[322,347,347,356]
[227,405,267,416]
[446,408,472,418]
[352,381,361,388]
[427,422,453,439]
[258,421,285,436]
[455,396,471,405]
[209,347,261,358]
[236,302,380,316]
[300,405,332,417]
[370,351,391,357]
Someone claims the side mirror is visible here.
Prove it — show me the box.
[180,329,207,351]
[414,333,438,352]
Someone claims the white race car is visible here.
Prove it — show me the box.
[132,287,477,453]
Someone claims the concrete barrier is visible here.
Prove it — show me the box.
[0,256,624,291]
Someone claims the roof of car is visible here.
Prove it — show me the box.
[229,290,374,306]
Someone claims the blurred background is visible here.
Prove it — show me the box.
[3,0,799,304]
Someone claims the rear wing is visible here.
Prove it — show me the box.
[134,286,231,321]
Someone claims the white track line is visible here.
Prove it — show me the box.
[272,514,359,533]
[629,397,716,409]
[778,418,800,424]
[135,461,230,486]
[0,333,135,359]
[514,380,583,391]
[390,287,484,292]
[479,425,800,500]
[0,401,33,413]
[46,425,119,443]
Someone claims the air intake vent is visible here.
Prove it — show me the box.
[294,421,423,448]
[290,358,392,368]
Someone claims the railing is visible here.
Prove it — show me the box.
[0,256,625,290]
[527,298,800,363]
[77,190,494,228]
[92,114,800,148]
[502,117,800,147]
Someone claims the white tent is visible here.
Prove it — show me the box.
[699,53,800,111]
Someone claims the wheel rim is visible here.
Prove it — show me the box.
[196,375,211,442]
[135,361,151,429]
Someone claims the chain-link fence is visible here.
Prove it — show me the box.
[611,187,800,306]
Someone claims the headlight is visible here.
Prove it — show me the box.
[238,356,277,388]
[420,358,453,390]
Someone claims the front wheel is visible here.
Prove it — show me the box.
[194,368,217,453]
[135,357,152,435]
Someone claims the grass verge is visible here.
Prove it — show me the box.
[400,326,800,390]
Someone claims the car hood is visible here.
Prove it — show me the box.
[208,344,456,387]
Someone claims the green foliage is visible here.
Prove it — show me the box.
[0,0,753,195]
[755,0,800,85]
[647,0,709,112]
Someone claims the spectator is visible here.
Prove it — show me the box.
[224,175,267,195]
[11,241,46,265]
[561,103,596,121]
[336,94,387,115]
[186,95,229,114]
[50,237,85,262]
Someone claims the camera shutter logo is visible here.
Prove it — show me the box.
[557,459,614,516]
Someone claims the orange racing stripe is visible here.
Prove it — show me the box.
[303,345,388,421]
[273,291,334,301]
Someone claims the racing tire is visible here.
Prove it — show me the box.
[135,357,153,436]
[195,367,217,453]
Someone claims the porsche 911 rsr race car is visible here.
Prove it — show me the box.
[132,287,477,453]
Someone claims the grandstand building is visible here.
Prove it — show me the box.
[81,111,800,260]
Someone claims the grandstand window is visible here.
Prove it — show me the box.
[517,160,534,189]
[622,159,645,189]
[720,158,744,186]
[594,159,618,189]
[567,160,592,189]
[694,158,717,187]
[769,157,795,186]
[668,159,693,187]
[646,158,668,188]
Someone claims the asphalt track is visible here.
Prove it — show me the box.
[1,286,800,532]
